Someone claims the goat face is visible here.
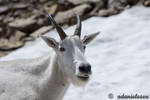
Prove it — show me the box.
[57,35,91,86]
[41,14,100,86]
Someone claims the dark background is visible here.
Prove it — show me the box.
[0,0,149,57]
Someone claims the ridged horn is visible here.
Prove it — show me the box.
[47,14,67,40]
[74,14,81,37]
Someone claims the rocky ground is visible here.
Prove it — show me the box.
[0,0,150,57]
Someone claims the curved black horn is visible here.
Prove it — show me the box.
[47,14,67,40]
[74,14,81,37]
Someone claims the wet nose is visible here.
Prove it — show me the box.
[79,63,91,73]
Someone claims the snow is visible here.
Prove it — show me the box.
[1,5,150,100]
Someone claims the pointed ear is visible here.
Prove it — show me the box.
[82,32,100,45]
[41,36,59,49]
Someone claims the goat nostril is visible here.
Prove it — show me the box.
[79,66,85,72]
[87,64,91,72]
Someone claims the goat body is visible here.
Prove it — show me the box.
[0,13,99,100]
[0,54,69,100]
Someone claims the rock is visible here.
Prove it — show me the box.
[126,0,139,6]
[98,9,118,17]
[0,38,24,51]
[108,0,127,11]
[8,17,38,33]
[0,0,7,5]
[44,1,54,8]
[5,26,15,39]
[9,30,26,42]
[108,0,139,10]
[0,6,9,14]
[0,27,3,33]
[67,0,100,5]
[55,4,92,24]
[143,0,150,6]
[98,9,110,17]
[39,0,48,3]
[12,3,28,10]
[37,18,45,26]
[0,51,10,57]
[30,26,53,39]
[62,24,69,29]
[0,16,4,21]
[107,0,139,16]
[58,0,67,4]
[22,37,34,42]
[48,4,58,15]
[0,30,25,51]
[0,21,6,37]
[3,17,14,23]
[88,0,108,16]
[0,27,6,37]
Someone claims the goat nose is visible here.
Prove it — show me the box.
[79,64,91,73]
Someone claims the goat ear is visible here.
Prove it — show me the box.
[41,36,59,49]
[82,32,100,45]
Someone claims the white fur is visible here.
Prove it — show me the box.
[0,35,96,100]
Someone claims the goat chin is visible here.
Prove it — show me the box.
[71,77,89,87]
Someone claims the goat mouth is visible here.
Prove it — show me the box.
[77,75,89,81]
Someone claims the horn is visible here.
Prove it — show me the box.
[74,14,81,37]
[47,14,67,40]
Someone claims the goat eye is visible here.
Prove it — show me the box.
[59,47,65,52]
[83,45,86,50]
